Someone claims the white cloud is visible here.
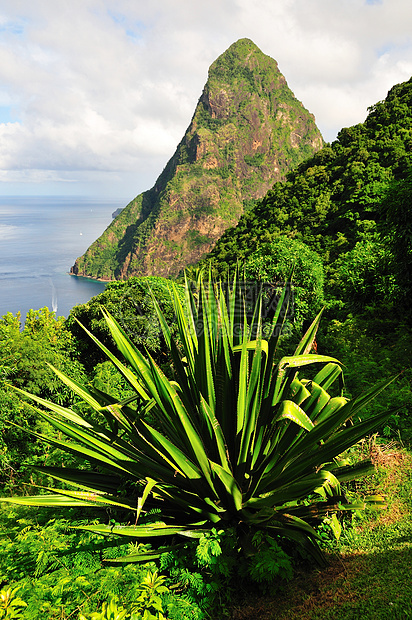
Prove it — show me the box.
[0,0,411,195]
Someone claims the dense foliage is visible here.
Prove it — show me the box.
[201,76,412,319]
[0,309,87,489]
[2,276,395,568]
[1,74,412,619]
[67,276,183,370]
[242,237,325,323]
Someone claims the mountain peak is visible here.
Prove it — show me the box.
[208,38,279,82]
[71,41,323,281]
[227,37,257,50]
[211,38,261,63]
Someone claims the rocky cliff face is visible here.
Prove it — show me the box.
[71,38,323,280]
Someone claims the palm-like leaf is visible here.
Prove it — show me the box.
[3,274,397,565]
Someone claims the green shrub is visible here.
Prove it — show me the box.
[244,237,325,324]
[0,585,27,619]
[79,571,168,620]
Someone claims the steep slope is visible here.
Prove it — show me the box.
[199,76,412,313]
[202,77,412,266]
[71,38,323,280]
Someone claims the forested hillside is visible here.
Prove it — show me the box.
[200,76,412,320]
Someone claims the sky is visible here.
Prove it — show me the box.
[0,0,412,201]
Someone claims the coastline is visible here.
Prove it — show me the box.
[68,272,115,283]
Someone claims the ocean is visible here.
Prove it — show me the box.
[0,196,126,322]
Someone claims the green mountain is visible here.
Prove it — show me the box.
[70,38,323,280]
[200,76,412,316]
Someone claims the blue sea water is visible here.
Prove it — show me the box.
[0,196,126,322]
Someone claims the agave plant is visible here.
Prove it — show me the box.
[4,274,396,565]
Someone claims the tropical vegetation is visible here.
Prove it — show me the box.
[0,272,403,618]
[2,273,395,558]
[1,73,412,619]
